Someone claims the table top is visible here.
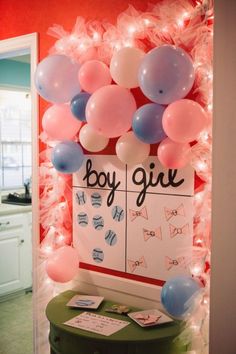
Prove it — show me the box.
[46,290,182,344]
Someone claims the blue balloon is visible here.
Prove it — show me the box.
[132,103,166,144]
[138,45,195,105]
[35,55,81,103]
[70,92,91,121]
[161,276,201,319]
[51,141,84,174]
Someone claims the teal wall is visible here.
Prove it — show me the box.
[0,59,30,88]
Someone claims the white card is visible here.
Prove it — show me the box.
[66,295,104,309]
[64,312,130,336]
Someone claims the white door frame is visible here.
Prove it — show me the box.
[210,1,236,353]
[0,33,39,353]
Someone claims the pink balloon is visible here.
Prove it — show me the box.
[46,246,78,283]
[157,137,191,169]
[163,99,207,143]
[116,131,150,165]
[42,104,82,141]
[86,85,137,138]
[78,60,112,94]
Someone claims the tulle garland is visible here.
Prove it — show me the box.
[39,149,72,251]
[38,1,213,353]
[48,1,213,67]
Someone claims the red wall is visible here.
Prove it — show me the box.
[0,0,148,59]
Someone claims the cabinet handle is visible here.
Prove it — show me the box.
[20,240,25,244]
[0,221,10,227]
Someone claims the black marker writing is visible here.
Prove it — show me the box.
[83,159,121,206]
[132,162,185,206]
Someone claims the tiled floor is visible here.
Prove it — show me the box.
[0,292,33,354]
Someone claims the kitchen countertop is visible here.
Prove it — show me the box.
[0,203,32,216]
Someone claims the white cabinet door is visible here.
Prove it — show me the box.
[21,212,32,289]
[0,212,32,296]
[0,229,24,295]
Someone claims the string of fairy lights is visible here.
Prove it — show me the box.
[37,1,213,353]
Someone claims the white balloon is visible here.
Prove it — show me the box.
[110,47,145,89]
[79,124,109,152]
[116,131,150,165]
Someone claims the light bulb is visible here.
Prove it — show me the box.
[207,103,213,111]
[162,26,168,33]
[191,262,204,276]
[194,237,203,246]
[124,40,133,48]
[195,192,204,203]
[93,32,100,41]
[143,18,151,26]
[199,131,209,142]
[57,234,65,242]
[128,25,136,35]
[69,34,78,43]
[45,278,53,285]
[55,42,65,51]
[79,43,85,50]
[203,296,209,305]
[114,43,121,50]
[60,202,66,209]
[177,19,184,27]
[196,161,208,171]
[183,11,190,19]
[43,245,53,255]
[194,61,203,68]
[207,71,213,80]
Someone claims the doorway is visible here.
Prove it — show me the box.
[0,34,39,354]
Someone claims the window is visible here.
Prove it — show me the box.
[0,89,31,189]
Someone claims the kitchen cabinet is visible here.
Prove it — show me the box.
[0,211,32,296]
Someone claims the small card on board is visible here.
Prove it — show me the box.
[66,295,104,309]
[128,309,173,327]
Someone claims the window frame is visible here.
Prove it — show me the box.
[0,87,32,190]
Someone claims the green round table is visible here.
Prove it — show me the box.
[46,290,187,354]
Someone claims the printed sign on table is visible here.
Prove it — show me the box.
[73,155,194,283]
[64,312,130,336]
